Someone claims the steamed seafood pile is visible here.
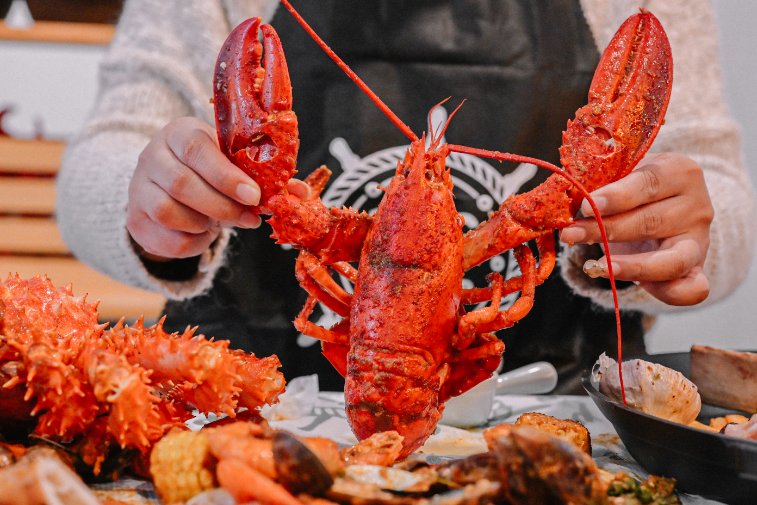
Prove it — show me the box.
[148,414,680,505]
[0,274,285,474]
[150,420,402,504]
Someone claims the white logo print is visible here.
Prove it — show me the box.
[296,107,539,348]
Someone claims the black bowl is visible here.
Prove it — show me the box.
[582,353,757,505]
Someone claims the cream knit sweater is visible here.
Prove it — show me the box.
[56,0,756,315]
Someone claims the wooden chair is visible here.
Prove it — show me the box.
[0,136,166,321]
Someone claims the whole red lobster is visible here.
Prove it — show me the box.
[213,2,672,457]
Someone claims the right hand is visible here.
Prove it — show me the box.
[126,117,263,260]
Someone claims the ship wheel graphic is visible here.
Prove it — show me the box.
[296,107,539,348]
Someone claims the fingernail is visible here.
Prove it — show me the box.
[239,210,262,229]
[583,260,621,278]
[561,226,587,245]
[581,196,607,217]
[236,183,261,206]
[583,260,602,278]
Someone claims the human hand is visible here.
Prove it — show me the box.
[559,153,713,306]
[127,117,311,261]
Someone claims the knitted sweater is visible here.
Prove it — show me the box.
[56,0,756,315]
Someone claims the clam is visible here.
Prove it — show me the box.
[272,430,335,495]
[592,353,701,424]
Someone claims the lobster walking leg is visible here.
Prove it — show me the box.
[294,298,351,375]
[294,297,350,345]
[457,244,538,347]
[443,333,503,400]
[294,251,352,317]
[456,272,505,349]
[460,234,556,305]
[442,245,537,399]
[475,248,539,335]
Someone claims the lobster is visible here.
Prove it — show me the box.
[213,1,672,457]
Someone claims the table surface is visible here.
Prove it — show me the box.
[95,393,724,504]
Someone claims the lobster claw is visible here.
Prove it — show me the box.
[503,11,673,231]
[560,10,672,193]
[214,18,299,211]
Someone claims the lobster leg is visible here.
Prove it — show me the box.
[451,334,506,363]
[293,296,351,376]
[461,235,556,306]
[294,251,352,317]
[331,261,359,284]
[456,272,505,349]
[293,297,350,345]
[460,10,672,270]
[475,245,539,335]
[442,245,538,399]
[459,240,543,338]
[442,333,503,401]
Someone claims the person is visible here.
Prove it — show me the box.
[57,0,755,393]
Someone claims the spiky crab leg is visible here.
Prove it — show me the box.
[102,319,285,417]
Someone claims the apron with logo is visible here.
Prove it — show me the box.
[163,0,646,394]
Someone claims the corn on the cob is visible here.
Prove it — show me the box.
[150,428,217,504]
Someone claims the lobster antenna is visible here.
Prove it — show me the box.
[448,144,626,403]
[429,98,465,151]
[428,97,452,143]
[279,0,418,143]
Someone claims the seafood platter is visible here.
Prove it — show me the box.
[2,1,753,504]
[585,350,757,505]
[0,274,685,505]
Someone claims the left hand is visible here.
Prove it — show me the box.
[559,153,713,306]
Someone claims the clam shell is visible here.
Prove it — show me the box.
[592,353,701,424]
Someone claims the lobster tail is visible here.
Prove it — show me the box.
[346,401,442,459]
[345,352,445,458]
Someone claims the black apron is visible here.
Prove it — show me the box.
[163,0,646,393]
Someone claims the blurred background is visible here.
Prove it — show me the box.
[0,0,755,350]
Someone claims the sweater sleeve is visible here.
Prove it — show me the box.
[563,0,757,313]
[55,0,275,300]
